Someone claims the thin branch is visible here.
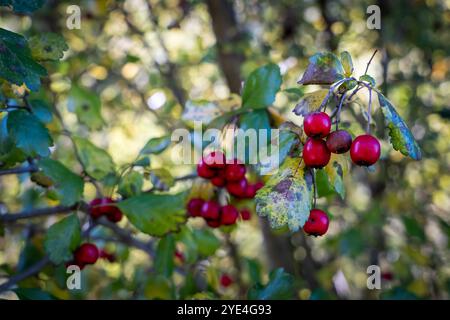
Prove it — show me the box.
[0,204,80,223]
[366,87,373,133]
[364,49,378,75]
[0,165,37,176]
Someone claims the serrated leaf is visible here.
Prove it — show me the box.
[29,99,52,123]
[118,171,143,198]
[6,110,53,157]
[44,214,81,264]
[67,85,103,130]
[242,63,281,110]
[73,137,115,180]
[149,168,174,191]
[248,268,295,300]
[117,192,187,237]
[293,89,330,116]
[0,0,46,14]
[0,28,47,91]
[39,158,84,206]
[255,157,312,232]
[340,51,353,77]
[193,228,221,257]
[0,114,26,168]
[154,234,175,278]
[140,135,171,155]
[324,159,345,199]
[28,33,68,61]
[297,52,344,85]
[377,93,422,160]
[359,74,376,87]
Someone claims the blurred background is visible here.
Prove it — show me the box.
[0,0,449,299]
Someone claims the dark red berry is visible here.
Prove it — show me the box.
[220,274,233,287]
[220,205,239,225]
[303,138,331,168]
[244,184,257,198]
[225,163,246,182]
[203,151,226,169]
[381,272,394,281]
[326,130,353,154]
[211,175,226,187]
[206,219,221,228]
[174,250,185,262]
[226,178,248,198]
[197,160,216,179]
[240,209,251,221]
[66,260,85,270]
[99,250,116,263]
[303,209,329,236]
[74,243,99,265]
[106,207,123,223]
[187,198,205,217]
[201,201,221,220]
[304,112,331,138]
[89,197,114,219]
[350,134,381,166]
[253,181,264,191]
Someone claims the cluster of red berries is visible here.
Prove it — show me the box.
[197,151,263,198]
[302,111,381,168]
[187,198,251,228]
[89,197,123,223]
[67,243,115,269]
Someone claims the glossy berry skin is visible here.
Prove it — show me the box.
[206,219,221,228]
[211,170,227,187]
[326,130,353,154]
[89,197,114,219]
[203,151,226,169]
[303,138,331,168]
[226,178,248,198]
[304,112,331,138]
[187,198,205,217]
[74,243,99,265]
[201,201,220,220]
[225,163,246,182]
[197,160,216,179]
[253,181,264,191]
[350,134,381,166]
[220,205,239,225]
[240,209,251,221]
[220,274,233,287]
[244,184,257,198]
[106,207,123,223]
[303,209,329,236]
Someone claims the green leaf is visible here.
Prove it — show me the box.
[242,63,282,110]
[28,32,68,61]
[298,52,344,85]
[140,135,171,155]
[0,0,46,14]
[73,137,115,180]
[149,168,174,191]
[29,99,52,123]
[324,160,345,199]
[17,241,44,273]
[293,89,330,116]
[144,275,173,299]
[67,85,104,130]
[359,74,376,87]
[248,268,295,300]
[117,192,187,237]
[377,93,422,160]
[283,87,304,98]
[237,110,271,164]
[255,157,313,232]
[154,234,176,278]
[132,156,150,167]
[44,214,81,264]
[316,169,335,197]
[340,51,354,77]
[118,171,143,198]
[13,288,57,300]
[39,158,84,206]
[6,110,53,157]
[193,229,221,257]
[0,114,26,168]
[0,28,47,91]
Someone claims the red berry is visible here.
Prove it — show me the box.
[381,272,394,281]
[89,197,114,219]
[326,130,353,154]
[197,160,216,179]
[226,178,248,198]
[220,274,233,287]
[304,112,331,138]
[211,169,227,187]
[225,163,246,182]
[350,134,381,166]
[187,198,205,217]
[206,219,221,228]
[303,209,329,236]
[240,209,251,221]
[106,207,123,223]
[253,181,264,191]
[99,250,116,263]
[66,260,85,270]
[201,201,220,220]
[303,138,331,168]
[74,243,99,265]
[220,205,239,225]
[203,151,226,169]
[244,184,257,198]
[174,250,184,262]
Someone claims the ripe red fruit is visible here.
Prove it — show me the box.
[240,209,251,221]
[326,130,353,154]
[89,197,114,219]
[226,178,248,198]
[211,172,227,187]
[187,198,205,217]
[225,163,246,182]
[220,274,233,287]
[303,138,331,168]
[201,201,221,220]
[253,181,264,191]
[197,160,216,179]
[174,250,185,262]
[106,208,123,223]
[220,205,239,225]
[66,260,85,270]
[244,184,257,198]
[99,250,116,263]
[206,219,221,228]
[350,134,381,166]
[203,151,226,169]
[74,243,99,265]
[303,209,329,236]
[304,112,331,138]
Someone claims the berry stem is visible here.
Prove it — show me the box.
[335,92,347,131]
[364,49,378,75]
[366,87,372,133]
[311,168,317,208]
